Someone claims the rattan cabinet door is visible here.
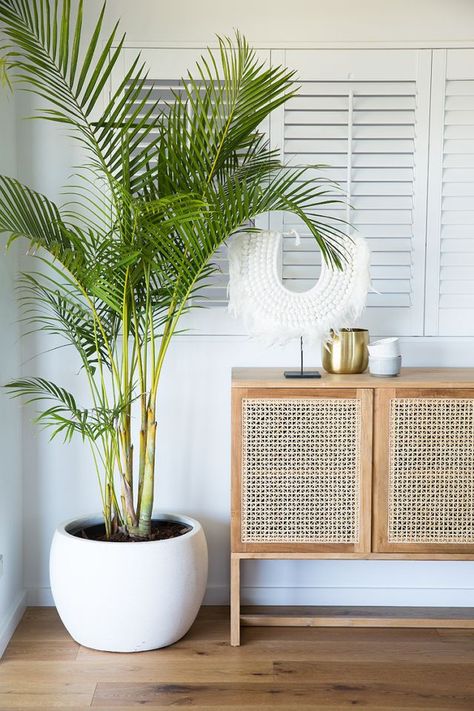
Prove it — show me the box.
[373,388,474,554]
[231,388,373,553]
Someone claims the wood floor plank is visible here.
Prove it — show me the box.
[2,707,463,711]
[177,612,468,644]
[240,624,444,642]
[77,642,474,664]
[273,660,474,689]
[0,659,274,684]
[0,692,94,708]
[11,609,71,642]
[91,679,474,708]
[2,639,80,661]
[0,678,96,694]
[77,633,474,665]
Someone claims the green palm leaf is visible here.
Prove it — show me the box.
[5,377,128,442]
[0,176,72,253]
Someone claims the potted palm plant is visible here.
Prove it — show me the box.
[0,0,346,651]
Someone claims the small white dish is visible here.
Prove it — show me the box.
[369,354,402,377]
[368,337,400,358]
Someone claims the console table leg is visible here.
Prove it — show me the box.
[230,554,240,646]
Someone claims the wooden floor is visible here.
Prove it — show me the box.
[1,607,474,709]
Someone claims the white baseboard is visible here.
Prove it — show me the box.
[0,590,27,658]
[206,584,474,606]
[237,585,474,607]
[203,584,228,605]
[29,586,227,607]
[29,585,474,608]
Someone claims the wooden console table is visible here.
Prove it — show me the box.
[230,368,474,645]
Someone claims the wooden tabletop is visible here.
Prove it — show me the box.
[231,367,474,389]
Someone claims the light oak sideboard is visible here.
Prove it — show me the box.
[230,368,474,645]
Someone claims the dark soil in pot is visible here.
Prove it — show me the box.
[70,519,192,542]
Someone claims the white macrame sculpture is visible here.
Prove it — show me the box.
[228,231,370,343]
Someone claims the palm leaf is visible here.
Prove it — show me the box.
[0,0,162,188]
[0,55,12,88]
[5,376,128,442]
[0,175,73,253]
[18,270,115,372]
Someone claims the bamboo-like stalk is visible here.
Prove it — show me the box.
[131,279,148,521]
[138,407,157,537]
[137,422,147,516]
[118,427,137,528]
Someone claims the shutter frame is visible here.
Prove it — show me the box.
[426,49,474,336]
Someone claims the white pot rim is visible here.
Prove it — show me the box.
[55,512,202,546]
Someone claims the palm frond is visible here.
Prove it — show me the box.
[0,175,74,254]
[0,0,163,187]
[5,377,129,442]
[153,34,297,194]
[18,270,115,372]
[0,55,12,89]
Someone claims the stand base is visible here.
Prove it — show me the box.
[284,370,321,379]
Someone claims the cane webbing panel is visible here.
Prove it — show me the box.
[389,398,474,544]
[241,398,361,544]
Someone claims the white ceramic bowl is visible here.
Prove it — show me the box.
[367,337,401,358]
[369,354,402,377]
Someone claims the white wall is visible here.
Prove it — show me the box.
[82,0,474,46]
[0,86,25,655]
[15,0,474,608]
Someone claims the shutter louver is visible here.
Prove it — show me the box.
[282,82,416,309]
[275,50,430,336]
[427,49,474,336]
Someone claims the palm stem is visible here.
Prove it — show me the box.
[137,407,157,537]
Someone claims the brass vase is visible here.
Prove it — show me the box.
[322,328,369,374]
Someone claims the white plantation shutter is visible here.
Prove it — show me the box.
[271,50,431,336]
[426,49,474,336]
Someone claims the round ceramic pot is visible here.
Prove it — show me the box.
[50,512,208,652]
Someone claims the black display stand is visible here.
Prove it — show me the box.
[284,337,321,379]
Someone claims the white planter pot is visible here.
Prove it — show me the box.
[50,512,208,652]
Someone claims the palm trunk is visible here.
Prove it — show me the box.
[119,415,138,530]
[136,394,147,516]
[137,407,157,537]
[104,483,112,539]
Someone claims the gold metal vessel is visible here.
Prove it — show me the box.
[322,328,369,374]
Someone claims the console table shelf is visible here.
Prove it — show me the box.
[230,368,474,645]
[239,605,474,629]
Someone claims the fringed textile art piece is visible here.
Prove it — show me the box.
[228,231,370,343]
